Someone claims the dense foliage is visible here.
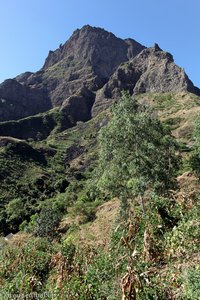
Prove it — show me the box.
[97,92,180,213]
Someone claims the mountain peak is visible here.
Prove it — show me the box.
[152,43,162,51]
[74,24,114,35]
[0,25,199,128]
[42,25,145,71]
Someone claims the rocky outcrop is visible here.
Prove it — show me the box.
[0,79,51,121]
[15,72,33,84]
[61,87,95,124]
[92,44,200,115]
[25,25,145,107]
[42,25,145,77]
[0,86,95,140]
[2,24,144,125]
[4,25,144,122]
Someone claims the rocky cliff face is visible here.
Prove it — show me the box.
[1,25,144,123]
[0,25,199,137]
[42,25,145,75]
[24,25,145,108]
[0,79,51,121]
[92,44,200,115]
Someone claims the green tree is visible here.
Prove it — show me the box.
[33,203,63,241]
[97,92,180,212]
[190,112,200,177]
[5,198,25,230]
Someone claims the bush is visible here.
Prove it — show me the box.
[5,198,26,231]
[0,237,52,294]
[33,203,63,241]
[71,198,103,223]
[183,268,200,299]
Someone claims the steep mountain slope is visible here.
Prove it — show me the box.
[93,44,200,115]
[24,24,145,113]
[42,25,145,79]
[0,26,199,141]
[0,91,199,234]
[0,25,146,134]
[0,79,51,121]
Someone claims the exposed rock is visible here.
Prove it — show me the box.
[1,25,144,124]
[27,25,145,107]
[61,87,95,124]
[42,25,145,77]
[0,79,51,121]
[92,45,200,115]
[15,72,33,84]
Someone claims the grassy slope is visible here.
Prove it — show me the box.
[136,92,200,143]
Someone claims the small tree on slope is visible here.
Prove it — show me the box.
[97,92,180,213]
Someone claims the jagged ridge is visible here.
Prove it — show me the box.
[92,44,200,115]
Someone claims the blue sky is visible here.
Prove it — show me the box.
[0,0,199,86]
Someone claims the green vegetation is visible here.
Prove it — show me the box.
[0,92,200,299]
[183,268,200,300]
[96,92,180,211]
[190,112,200,176]
[153,93,180,111]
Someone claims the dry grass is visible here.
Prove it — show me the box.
[137,92,200,143]
[5,232,32,247]
[61,199,120,248]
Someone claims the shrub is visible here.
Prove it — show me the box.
[33,204,63,241]
[183,268,200,299]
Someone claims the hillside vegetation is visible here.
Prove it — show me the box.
[0,92,200,299]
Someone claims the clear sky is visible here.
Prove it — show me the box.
[0,0,199,87]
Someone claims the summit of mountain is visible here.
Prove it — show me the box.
[22,24,145,110]
[42,25,145,74]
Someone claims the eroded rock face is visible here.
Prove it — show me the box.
[42,25,145,77]
[2,25,144,123]
[92,44,200,116]
[61,87,95,124]
[26,25,145,107]
[3,25,144,124]
[0,79,51,121]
